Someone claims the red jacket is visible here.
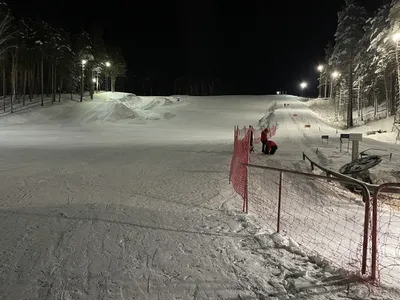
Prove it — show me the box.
[261,129,269,141]
[267,140,277,148]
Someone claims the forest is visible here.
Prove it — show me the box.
[320,0,400,128]
[0,3,127,113]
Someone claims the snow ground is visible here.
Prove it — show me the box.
[250,98,400,290]
[0,93,399,299]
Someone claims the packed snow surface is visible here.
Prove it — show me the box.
[0,92,399,299]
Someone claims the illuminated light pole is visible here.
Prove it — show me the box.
[105,61,111,91]
[80,59,87,102]
[92,77,97,92]
[300,82,307,98]
[393,33,400,123]
[317,65,323,98]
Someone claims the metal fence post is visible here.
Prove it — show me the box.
[371,186,380,281]
[361,185,370,275]
[277,171,283,233]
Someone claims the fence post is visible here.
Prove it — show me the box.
[249,125,254,152]
[277,171,283,233]
[361,184,370,275]
[371,186,380,281]
[229,126,236,184]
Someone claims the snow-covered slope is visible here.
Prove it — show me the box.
[0,93,398,299]
[0,92,180,125]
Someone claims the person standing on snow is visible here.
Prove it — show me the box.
[261,127,269,153]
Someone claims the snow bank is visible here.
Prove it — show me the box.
[0,93,180,125]
[305,98,390,128]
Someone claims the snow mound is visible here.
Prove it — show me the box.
[0,93,178,125]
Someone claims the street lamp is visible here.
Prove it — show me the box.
[317,65,323,98]
[300,82,307,97]
[80,59,87,102]
[104,61,111,91]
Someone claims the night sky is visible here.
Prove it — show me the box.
[10,0,383,96]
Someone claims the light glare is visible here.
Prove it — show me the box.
[317,65,323,72]
[393,32,400,42]
[300,82,307,89]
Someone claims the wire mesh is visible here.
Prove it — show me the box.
[375,188,400,287]
[247,164,368,277]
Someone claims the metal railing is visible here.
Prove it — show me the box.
[246,162,371,276]
[302,152,380,194]
[371,183,400,285]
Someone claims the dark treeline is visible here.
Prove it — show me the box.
[0,3,127,113]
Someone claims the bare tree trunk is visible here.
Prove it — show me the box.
[11,53,17,113]
[51,61,54,103]
[29,67,34,101]
[384,70,390,118]
[22,68,27,106]
[41,56,44,106]
[54,63,57,103]
[111,76,116,92]
[90,69,94,99]
[392,73,396,116]
[395,44,400,123]
[357,79,361,118]
[59,74,63,102]
[361,90,364,121]
[3,63,5,112]
[47,64,51,97]
[374,93,378,117]
[324,68,328,98]
[347,47,354,128]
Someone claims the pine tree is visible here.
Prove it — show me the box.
[390,0,400,122]
[323,41,334,98]
[331,0,367,128]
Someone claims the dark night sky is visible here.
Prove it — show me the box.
[10,0,384,95]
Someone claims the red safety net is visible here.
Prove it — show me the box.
[229,126,251,212]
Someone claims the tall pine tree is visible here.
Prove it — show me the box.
[331,0,367,128]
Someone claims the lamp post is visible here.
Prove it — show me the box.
[300,82,307,98]
[317,65,323,98]
[105,61,111,91]
[393,32,400,122]
[80,59,87,102]
[92,78,97,92]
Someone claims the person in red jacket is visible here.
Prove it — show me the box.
[266,140,278,155]
[261,128,269,153]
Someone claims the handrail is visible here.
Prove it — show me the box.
[302,152,379,194]
[245,162,371,275]
[302,152,400,194]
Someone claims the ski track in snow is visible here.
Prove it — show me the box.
[0,93,399,299]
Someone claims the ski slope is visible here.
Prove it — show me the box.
[250,98,400,288]
[0,93,398,299]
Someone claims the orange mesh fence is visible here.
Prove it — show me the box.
[229,126,251,211]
